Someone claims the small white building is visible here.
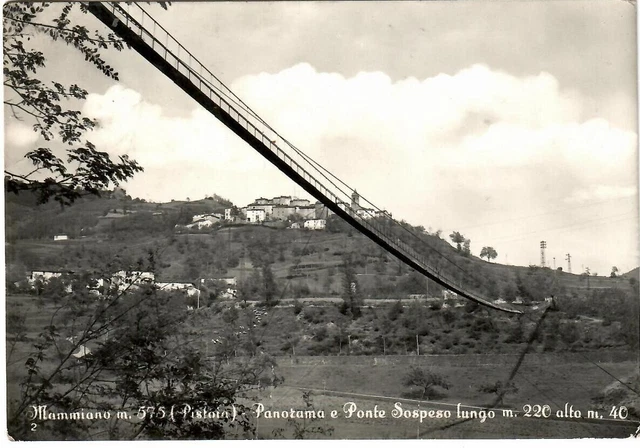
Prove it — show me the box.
[112,271,155,291]
[246,208,266,223]
[443,290,458,301]
[304,219,326,230]
[246,204,273,218]
[187,214,223,229]
[156,282,198,296]
[356,208,377,220]
[28,271,73,293]
[336,201,349,213]
[53,235,68,241]
[29,271,63,284]
[199,277,237,299]
[186,215,221,229]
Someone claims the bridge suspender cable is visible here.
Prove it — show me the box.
[87,2,521,314]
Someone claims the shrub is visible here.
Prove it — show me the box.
[388,300,403,321]
[402,366,451,400]
[315,326,328,342]
[560,321,581,345]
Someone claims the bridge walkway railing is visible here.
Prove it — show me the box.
[87,2,520,314]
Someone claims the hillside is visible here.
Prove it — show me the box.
[5,191,637,307]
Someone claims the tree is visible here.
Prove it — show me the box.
[387,299,404,321]
[480,246,498,262]
[478,380,519,406]
[3,3,144,206]
[501,282,517,302]
[261,262,278,306]
[610,266,619,278]
[237,269,262,303]
[581,267,591,290]
[8,272,279,440]
[271,391,334,439]
[462,238,471,256]
[402,366,451,400]
[341,254,362,318]
[449,231,465,252]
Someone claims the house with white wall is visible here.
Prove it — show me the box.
[304,219,326,230]
[246,208,266,223]
[156,282,199,296]
[28,270,73,293]
[111,270,155,291]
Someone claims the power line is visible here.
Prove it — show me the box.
[451,195,636,233]
[485,211,636,245]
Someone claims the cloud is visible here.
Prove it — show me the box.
[231,63,637,272]
[82,84,293,203]
[565,185,638,204]
[3,122,42,169]
[4,121,39,148]
[79,65,637,273]
[231,63,635,201]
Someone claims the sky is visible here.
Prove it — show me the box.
[3,0,639,275]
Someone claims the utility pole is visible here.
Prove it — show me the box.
[566,253,572,273]
[553,257,556,269]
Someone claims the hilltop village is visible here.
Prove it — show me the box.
[177,191,390,231]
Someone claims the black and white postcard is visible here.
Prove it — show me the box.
[3,0,639,441]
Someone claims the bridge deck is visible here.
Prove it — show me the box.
[87,2,521,314]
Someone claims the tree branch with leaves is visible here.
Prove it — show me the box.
[3,2,144,206]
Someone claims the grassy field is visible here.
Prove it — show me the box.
[6,292,639,439]
[248,385,637,439]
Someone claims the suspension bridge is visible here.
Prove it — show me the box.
[87,2,521,314]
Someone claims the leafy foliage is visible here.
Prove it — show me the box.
[272,391,334,439]
[449,231,465,252]
[7,270,280,440]
[478,380,519,406]
[402,366,451,399]
[480,246,498,262]
[341,253,362,318]
[3,2,143,205]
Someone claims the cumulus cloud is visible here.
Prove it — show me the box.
[82,84,297,204]
[4,121,42,168]
[80,64,637,273]
[85,85,238,167]
[5,122,39,148]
